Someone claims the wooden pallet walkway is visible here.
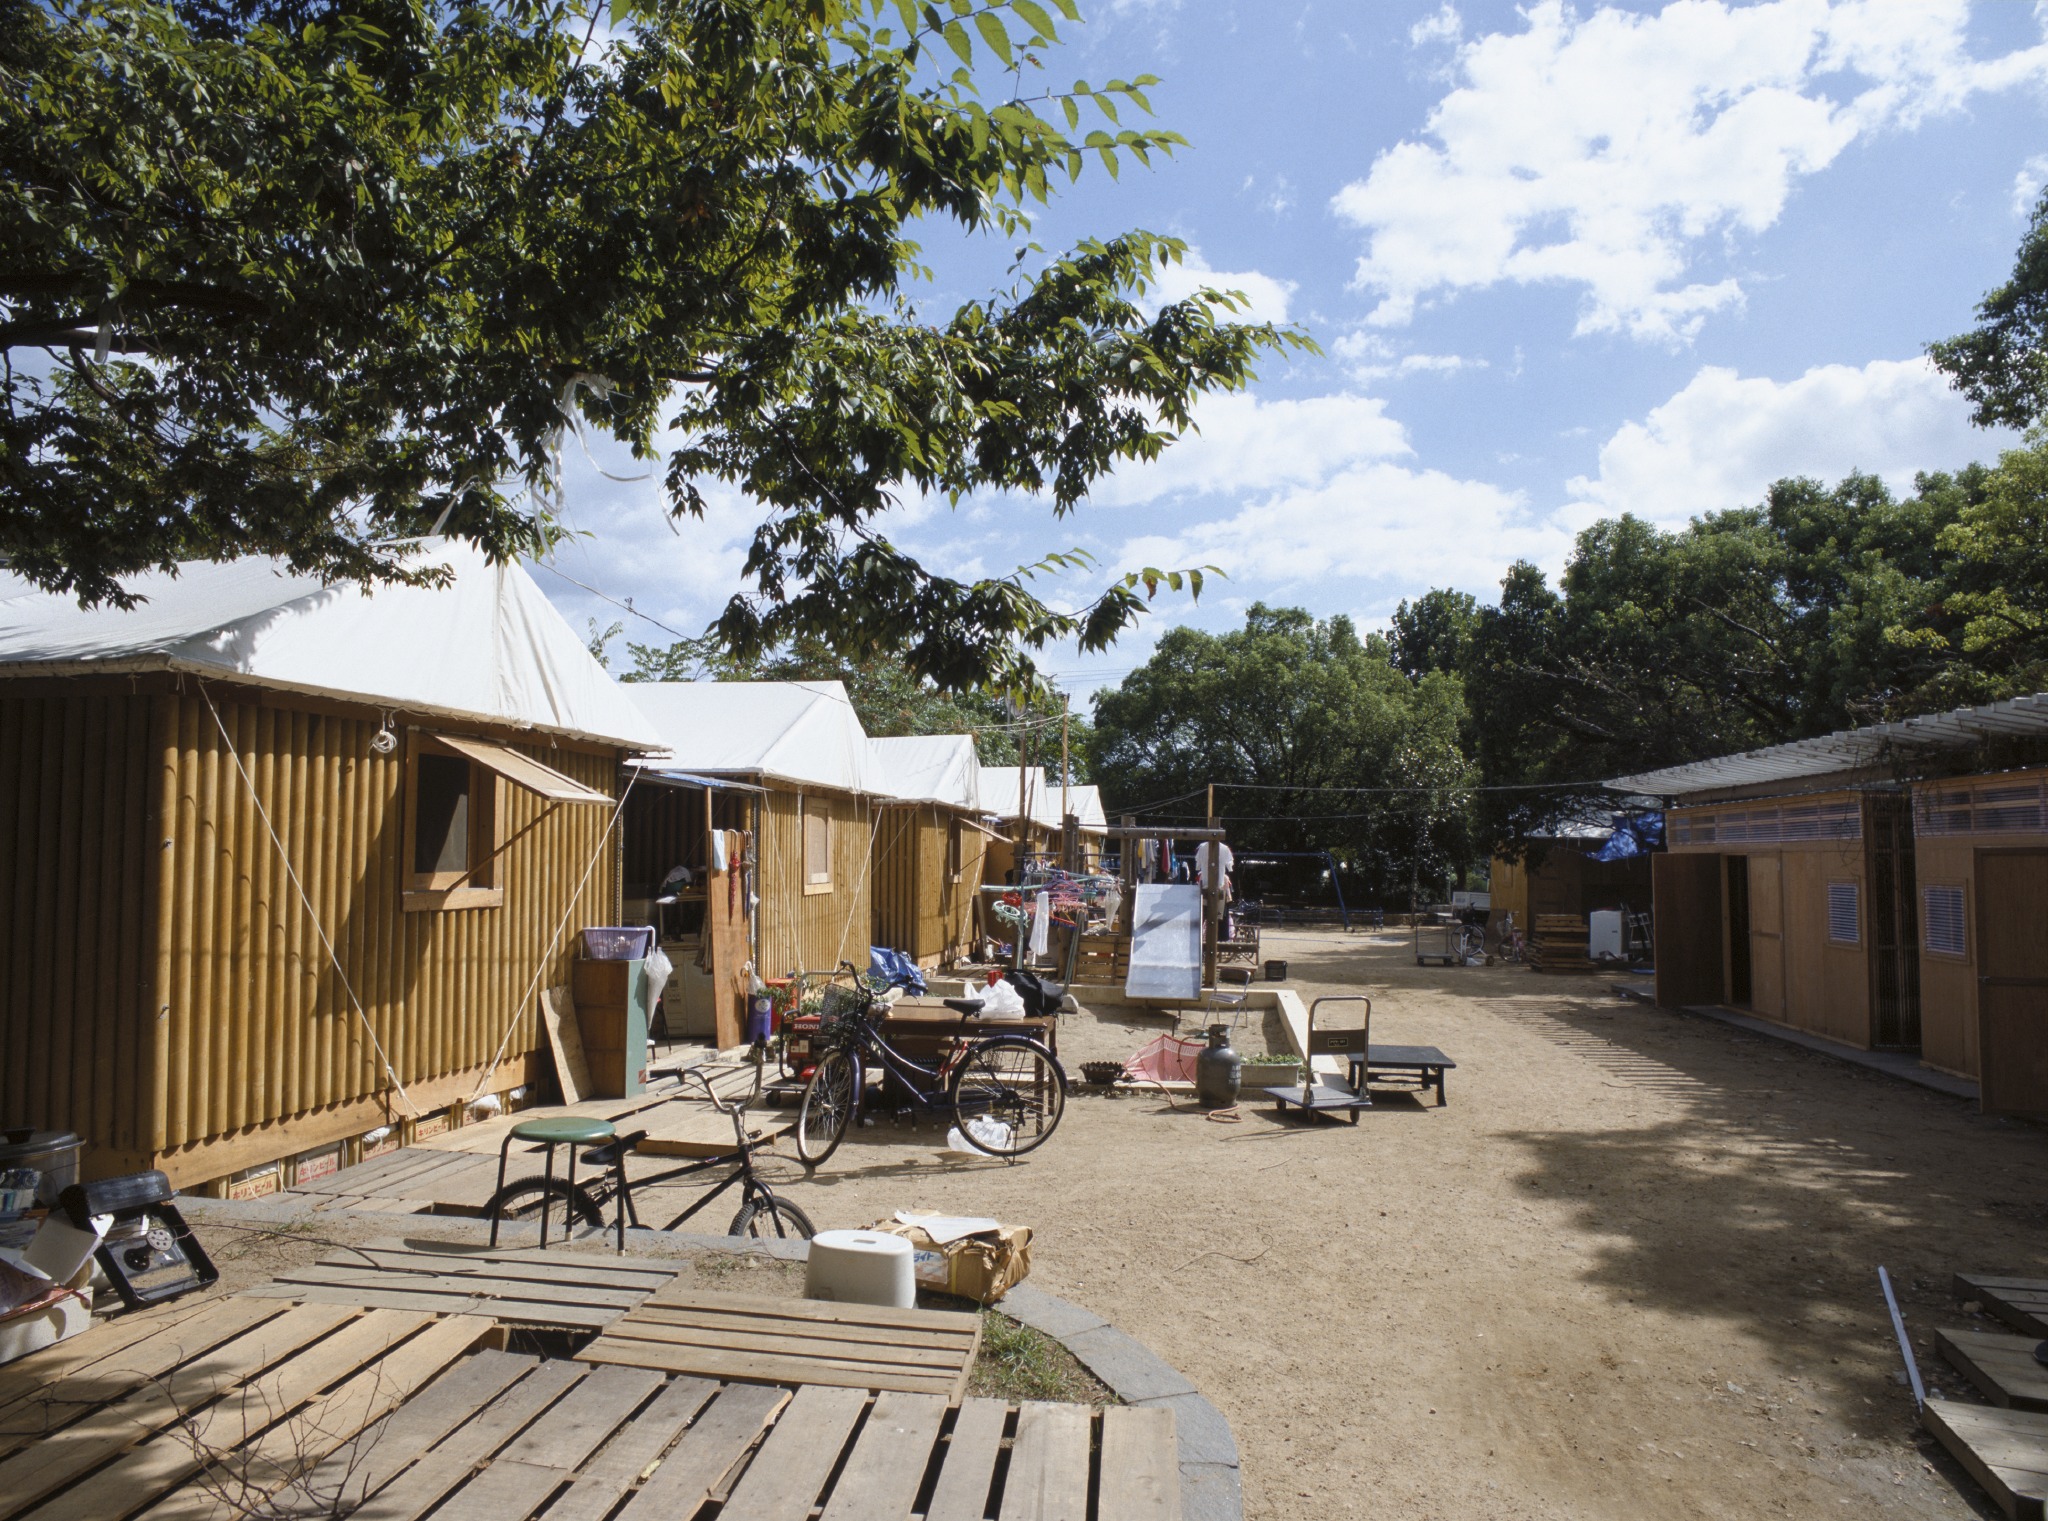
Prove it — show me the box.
[1960,1276,2048,1340]
[577,1284,981,1400]
[1923,1399,2048,1521]
[1940,1329,2048,1413]
[238,1241,684,1330]
[0,1300,493,1521]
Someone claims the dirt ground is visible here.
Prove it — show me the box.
[208,927,2048,1519]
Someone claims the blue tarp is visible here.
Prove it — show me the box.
[1593,811,1665,861]
[868,946,928,996]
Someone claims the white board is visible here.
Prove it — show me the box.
[1124,884,1203,1000]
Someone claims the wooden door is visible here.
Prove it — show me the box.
[1976,849,2048,1116]
[1654,853,1725,1009]
[703,828,748,1050]
[1747,854,1786,1018]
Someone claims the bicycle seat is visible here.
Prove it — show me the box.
[943,997,985,1017]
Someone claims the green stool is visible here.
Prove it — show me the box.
[491,1116,615,1248]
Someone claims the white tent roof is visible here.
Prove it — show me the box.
[625,680,871,794]
[1609,692,2048,797]
[981,766,1107,832]
[0,539,664,750]
[867,735,980,810]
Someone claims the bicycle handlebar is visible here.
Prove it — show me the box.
[674,1053,766,1115]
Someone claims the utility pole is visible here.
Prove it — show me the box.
[1060,694,1070,821]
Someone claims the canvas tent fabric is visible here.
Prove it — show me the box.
[0,539,663,750]
[981,767,1106,832]
[625,680,871,793]
[867,734,981,809]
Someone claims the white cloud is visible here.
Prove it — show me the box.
[1331,331,1488,380]
[1088,390,1410,508]
[1147,248,1296,325]
[1410,3,1462,48]
[2016,153,2048,216]
[1334,0,2048,343]
[1118,462,1568,595]
[1565,356,2011,527]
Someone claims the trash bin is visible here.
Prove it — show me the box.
[0,1129,82,1216]
[1264,959,1288,981]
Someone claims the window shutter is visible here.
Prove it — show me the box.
[1922,885,1966,956]
[1826,881,1859,945]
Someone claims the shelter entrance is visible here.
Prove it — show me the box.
[1725,855,1752,1008]
[1976,848,2048,1116]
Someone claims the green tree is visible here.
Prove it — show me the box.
[1930,189,2048,430]
[1388,587,1478,680]
[1086,605,1472,905]
[0,0,1302,687]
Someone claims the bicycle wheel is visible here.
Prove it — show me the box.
[795,1048,858,1167]
[949,1038,1066,1157]
[728,1194,818,1239]
[482,1176,607,1236]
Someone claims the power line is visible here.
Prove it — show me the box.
[531,560,699,643]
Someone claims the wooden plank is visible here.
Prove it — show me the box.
[542,984,590,1105]
[426,1457,562,1521]
[719,1384,867,1520]
[0,1302,358,1521]
[0,1298,288,1456]
[997,1402,1091,1521]
[625,1304,977,1351]
[542,1377,719,1521]
[818,1391,949,1521]
[494,1364,664,1472]
[925,1400,1009,1521]
[612,1383,789,1521]
[270,1263,648,1309]
[1941,1329,2048,1413]
[1960,1276,2048,1339]
[282,1349,533,1515]
[645,1285,981,1336]
[1923,1399,2048,1521]
[138,1315,494,1521]
[15,1308,426,1521]
[1097,1405,1181,1521]
[352,1357,588,1521]
[0,1295,219,1408]
[576,1340,962,1398]
[595,1320,970,1370]
[322,1246,678,1292]
[233,1282,622,1330]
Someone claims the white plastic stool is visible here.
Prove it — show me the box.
[804,1229,915,1308]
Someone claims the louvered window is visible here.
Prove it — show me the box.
[1922,885,1966,957]
[1827,881,1859,944]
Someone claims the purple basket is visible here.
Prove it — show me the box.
[581,925,654,961]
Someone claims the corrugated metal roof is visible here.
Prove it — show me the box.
[1608,692,2048,797]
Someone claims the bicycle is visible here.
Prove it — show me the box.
[1492,912,1528,965]
[483,1058,815,1246]
[795,963,1067,1167]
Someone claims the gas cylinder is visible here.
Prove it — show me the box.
[1195,1024,1243,1107]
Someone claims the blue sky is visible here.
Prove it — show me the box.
[540,0,2047,695]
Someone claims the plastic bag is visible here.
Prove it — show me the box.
[978,980,1027,1019]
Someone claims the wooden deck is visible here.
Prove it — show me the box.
[1939,1328,2048,1413]
[238,1240,686,1330]
[1959,1275,2048,1340]
[0,1307,1177,1520]
[578,1284,981,1399]
[1923,1399,2048,1521]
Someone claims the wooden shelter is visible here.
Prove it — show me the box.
[980,766,1106,880]
[0,542,664,1188]
[621,683,878,987]
[1487,819,1653,928]
[1614,692,2048,1113]
[866,735,996,968]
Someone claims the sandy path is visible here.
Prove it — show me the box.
[744,928,2042,1519]
[203,927,2047,1518]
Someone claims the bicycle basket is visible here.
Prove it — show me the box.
[816,981,873,1039]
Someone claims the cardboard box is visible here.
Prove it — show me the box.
[291,1145,342,1186]
[225,1165,282,1201]
[871,1218,1032,1304]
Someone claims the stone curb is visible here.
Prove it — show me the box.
[180,1197,1243,1519]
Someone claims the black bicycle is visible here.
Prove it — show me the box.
[795,965,1067,1167]
[483,1059,815,1244]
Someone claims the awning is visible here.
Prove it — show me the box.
[629,766,770,795]
[432,733,612,805]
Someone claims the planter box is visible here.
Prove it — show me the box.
[1240,1061,1301,1088]
[225,1164,281,1201]
[290,1145,342,1186]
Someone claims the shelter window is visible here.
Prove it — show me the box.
[1826,880,1859,945]
[948,818,966,880]
[803,802,832,893]
[1922,884,1967,958]
[405,739,500,907]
